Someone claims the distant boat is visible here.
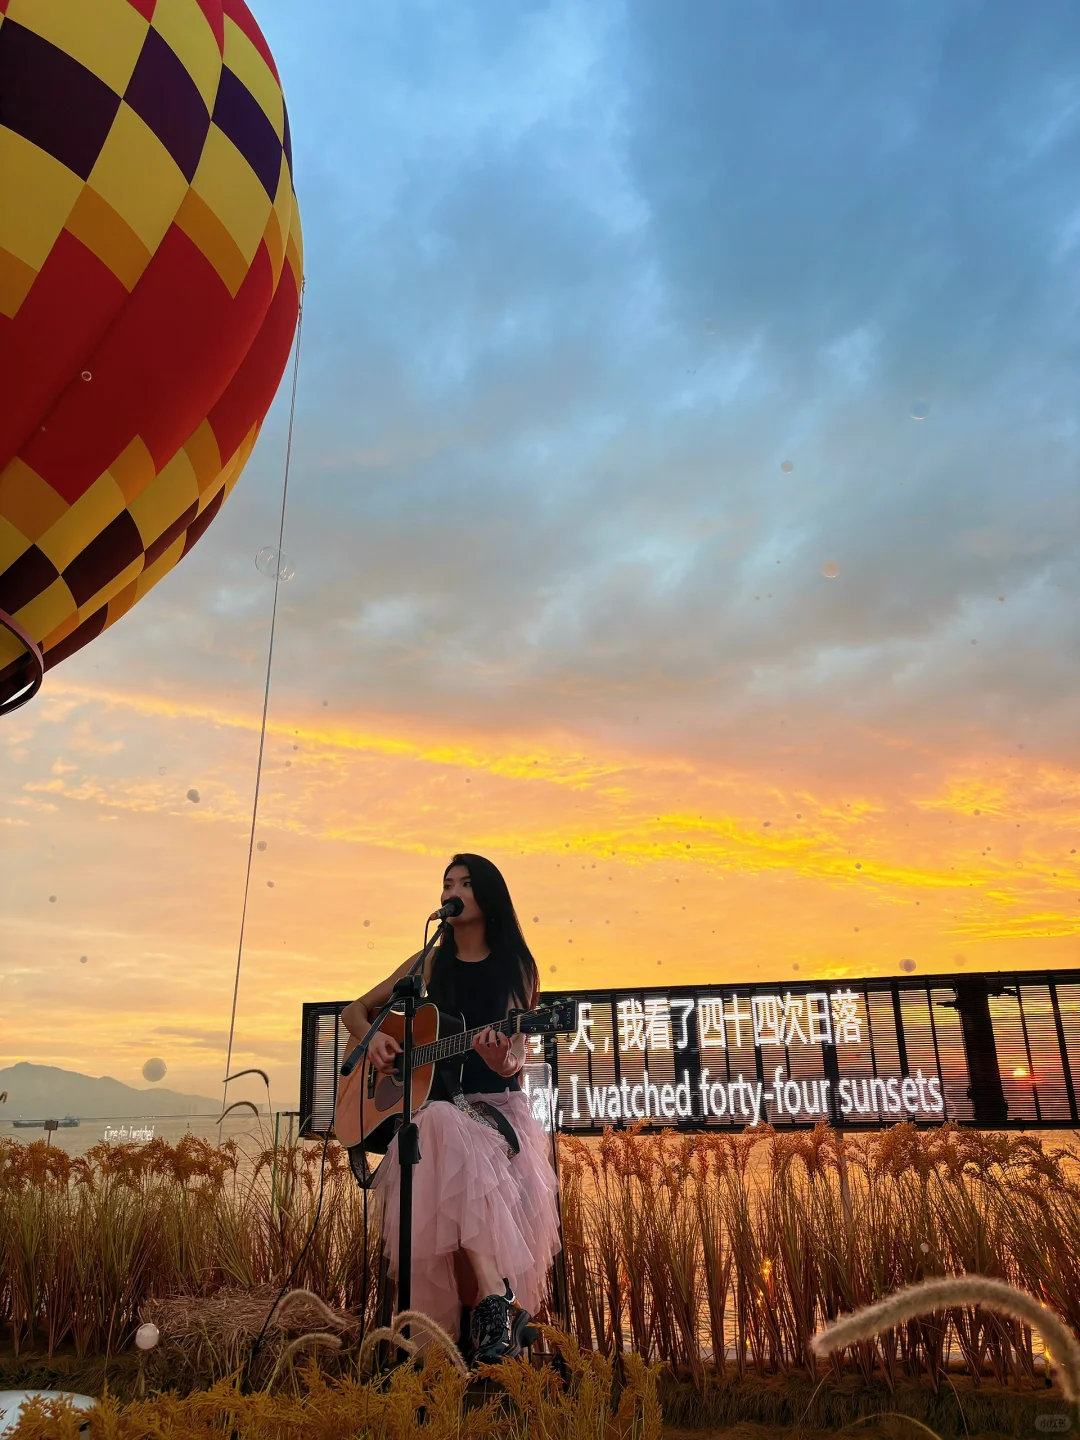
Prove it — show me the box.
[11,1116,80,1129]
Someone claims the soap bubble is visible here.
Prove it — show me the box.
[266,880,274,888]
[822,560,840,579]
[80,955,88,964]
[533,916,539,923]
[158,766,167,775]
[899,958,917,974]
[256,547,294,582]
[142,1057,167,1082]
[549,965,557,973]
[49,895,56,903]
[81,370,92,381]
[187,789,200,803]
[257,841,267,851]
[909,399,931,421]
[780,460,794,473]
[135,1322,160,1350]
[920,1241,930,1255]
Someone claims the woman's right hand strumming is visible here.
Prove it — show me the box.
[341,946,431,1076]
[366,1028,403,1076]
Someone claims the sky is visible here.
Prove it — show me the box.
[4,0,1080,1111]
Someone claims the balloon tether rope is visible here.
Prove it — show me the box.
[219,282,305,1142]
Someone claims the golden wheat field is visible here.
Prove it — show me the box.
[3,1121,1080,1437]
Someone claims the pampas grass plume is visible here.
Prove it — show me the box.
[383,1309,470,1377]
[812,1275,1080,1401]
[267,1287,357,1334]
[265,1331,343,1390]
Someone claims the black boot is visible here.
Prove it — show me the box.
[511,1307,541,1352]
[469,1280,519,1364]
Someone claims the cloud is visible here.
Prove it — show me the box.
[150,1025,231,1050]
[124,0,1062,764]
[15,1,1080,759]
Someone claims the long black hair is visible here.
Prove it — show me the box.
[428,853,539,1019]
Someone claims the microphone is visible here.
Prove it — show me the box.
[429,896,464,921]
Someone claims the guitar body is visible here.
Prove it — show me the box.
[334,1002,465,1153]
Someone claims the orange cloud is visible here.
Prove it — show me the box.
[3,679,1078,1099]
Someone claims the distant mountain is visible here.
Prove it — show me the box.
[0,1062,223,1120]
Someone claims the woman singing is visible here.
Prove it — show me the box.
[340,854,561,1363]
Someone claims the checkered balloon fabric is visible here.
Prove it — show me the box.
[0,0,303,702]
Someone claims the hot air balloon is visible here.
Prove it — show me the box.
[0,0,302,716]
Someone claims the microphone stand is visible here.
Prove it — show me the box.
[341,918,448,1348]
[392,924,445,1335]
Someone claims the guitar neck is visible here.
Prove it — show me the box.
[413,1015,516,1070]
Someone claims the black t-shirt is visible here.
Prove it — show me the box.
[429,950,523,1094]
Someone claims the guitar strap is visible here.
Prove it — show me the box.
[447,1083,521,1158]
[347,1143,376,1189]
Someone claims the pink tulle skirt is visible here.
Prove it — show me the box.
[369,1089,562,1343]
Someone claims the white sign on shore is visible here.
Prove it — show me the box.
[102,1123,155,1143]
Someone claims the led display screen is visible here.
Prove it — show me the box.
[300,970,1080,1139]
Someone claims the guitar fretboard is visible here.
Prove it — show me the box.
[412,1016,516,1069]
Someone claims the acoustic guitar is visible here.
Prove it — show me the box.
[333,998,577,1153]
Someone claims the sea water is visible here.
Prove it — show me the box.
[0,1111,289,1161]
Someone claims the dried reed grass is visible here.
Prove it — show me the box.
[3,1323,663,1439]
[555,1120,1080,1395]
[0,1129,382,1366]
[5,1120,1080,1406]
